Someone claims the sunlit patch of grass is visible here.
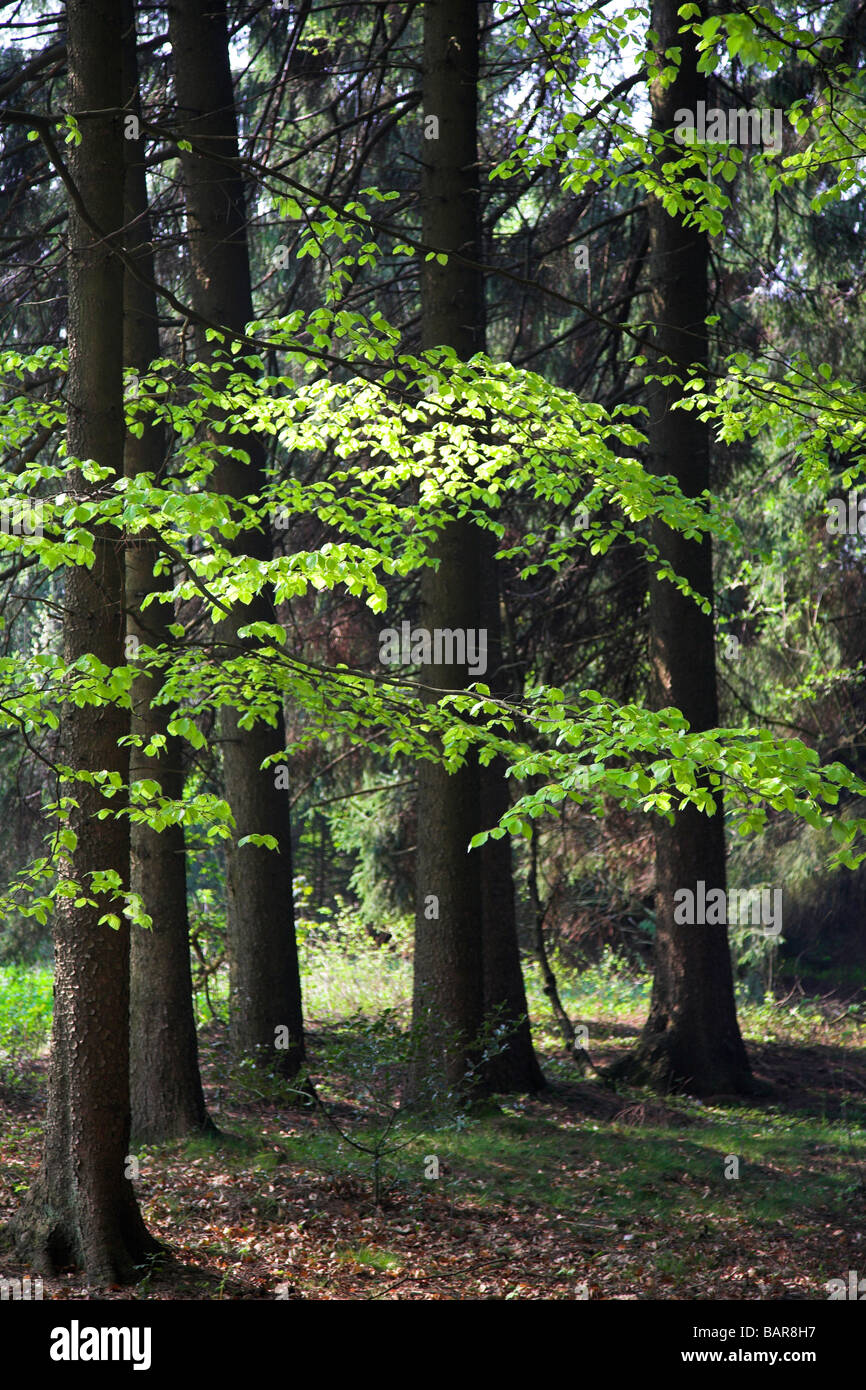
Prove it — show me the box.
[337,1246,401,1271]
[192,915,413,1030]
[0,963,52,1055]
[737,995,842,1043]
[524,948,651,1030]
[299,943,411,1022]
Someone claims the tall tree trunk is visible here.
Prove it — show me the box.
[168,0,304,1077]
[11,0,160,1282]
[411,0,542,1095]
[622,0,752,1095]
[122,0,211,1142]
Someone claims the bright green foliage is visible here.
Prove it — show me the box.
[2,1,866,939]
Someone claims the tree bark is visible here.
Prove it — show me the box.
[411,0,542,1096]
[11,0,160,1282]
[620,0,753,1095]
[168,0,304,1077]
[122,0,211,1142]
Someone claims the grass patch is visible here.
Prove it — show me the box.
[337,1246,402,1271]
[0,963,52,1055]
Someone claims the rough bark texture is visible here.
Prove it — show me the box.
[10,0,160,1282]
[620,0,753,1095]
[411,0,542,1096]
[122,0,211,1142]
[168,0,304,1077]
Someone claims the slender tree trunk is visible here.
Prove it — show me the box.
[411,0,541,1095]
[621,0,752,1095]
[168,0,304,1077]
[11,0,160,1282]
[527,821,577,1054]
[122,0,210,1142]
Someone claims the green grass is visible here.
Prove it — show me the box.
[290,1091,865,1239]
[524,947,651,1030]
[0,962,52,1056]
[298,940,411,1022]
[191,916,413,1030]
[5,936,861,1068]
[5,928,863,1063]
[337,1245,401,1270]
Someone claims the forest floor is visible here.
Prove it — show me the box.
[1,953,865,1300]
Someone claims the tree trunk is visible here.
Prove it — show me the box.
[621,0,753,1095]
[168,0,304,1077]
[411,0,485,1095]
[122,0,211,1142]
[411,0,542,1096]
[11,0,160,1282]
